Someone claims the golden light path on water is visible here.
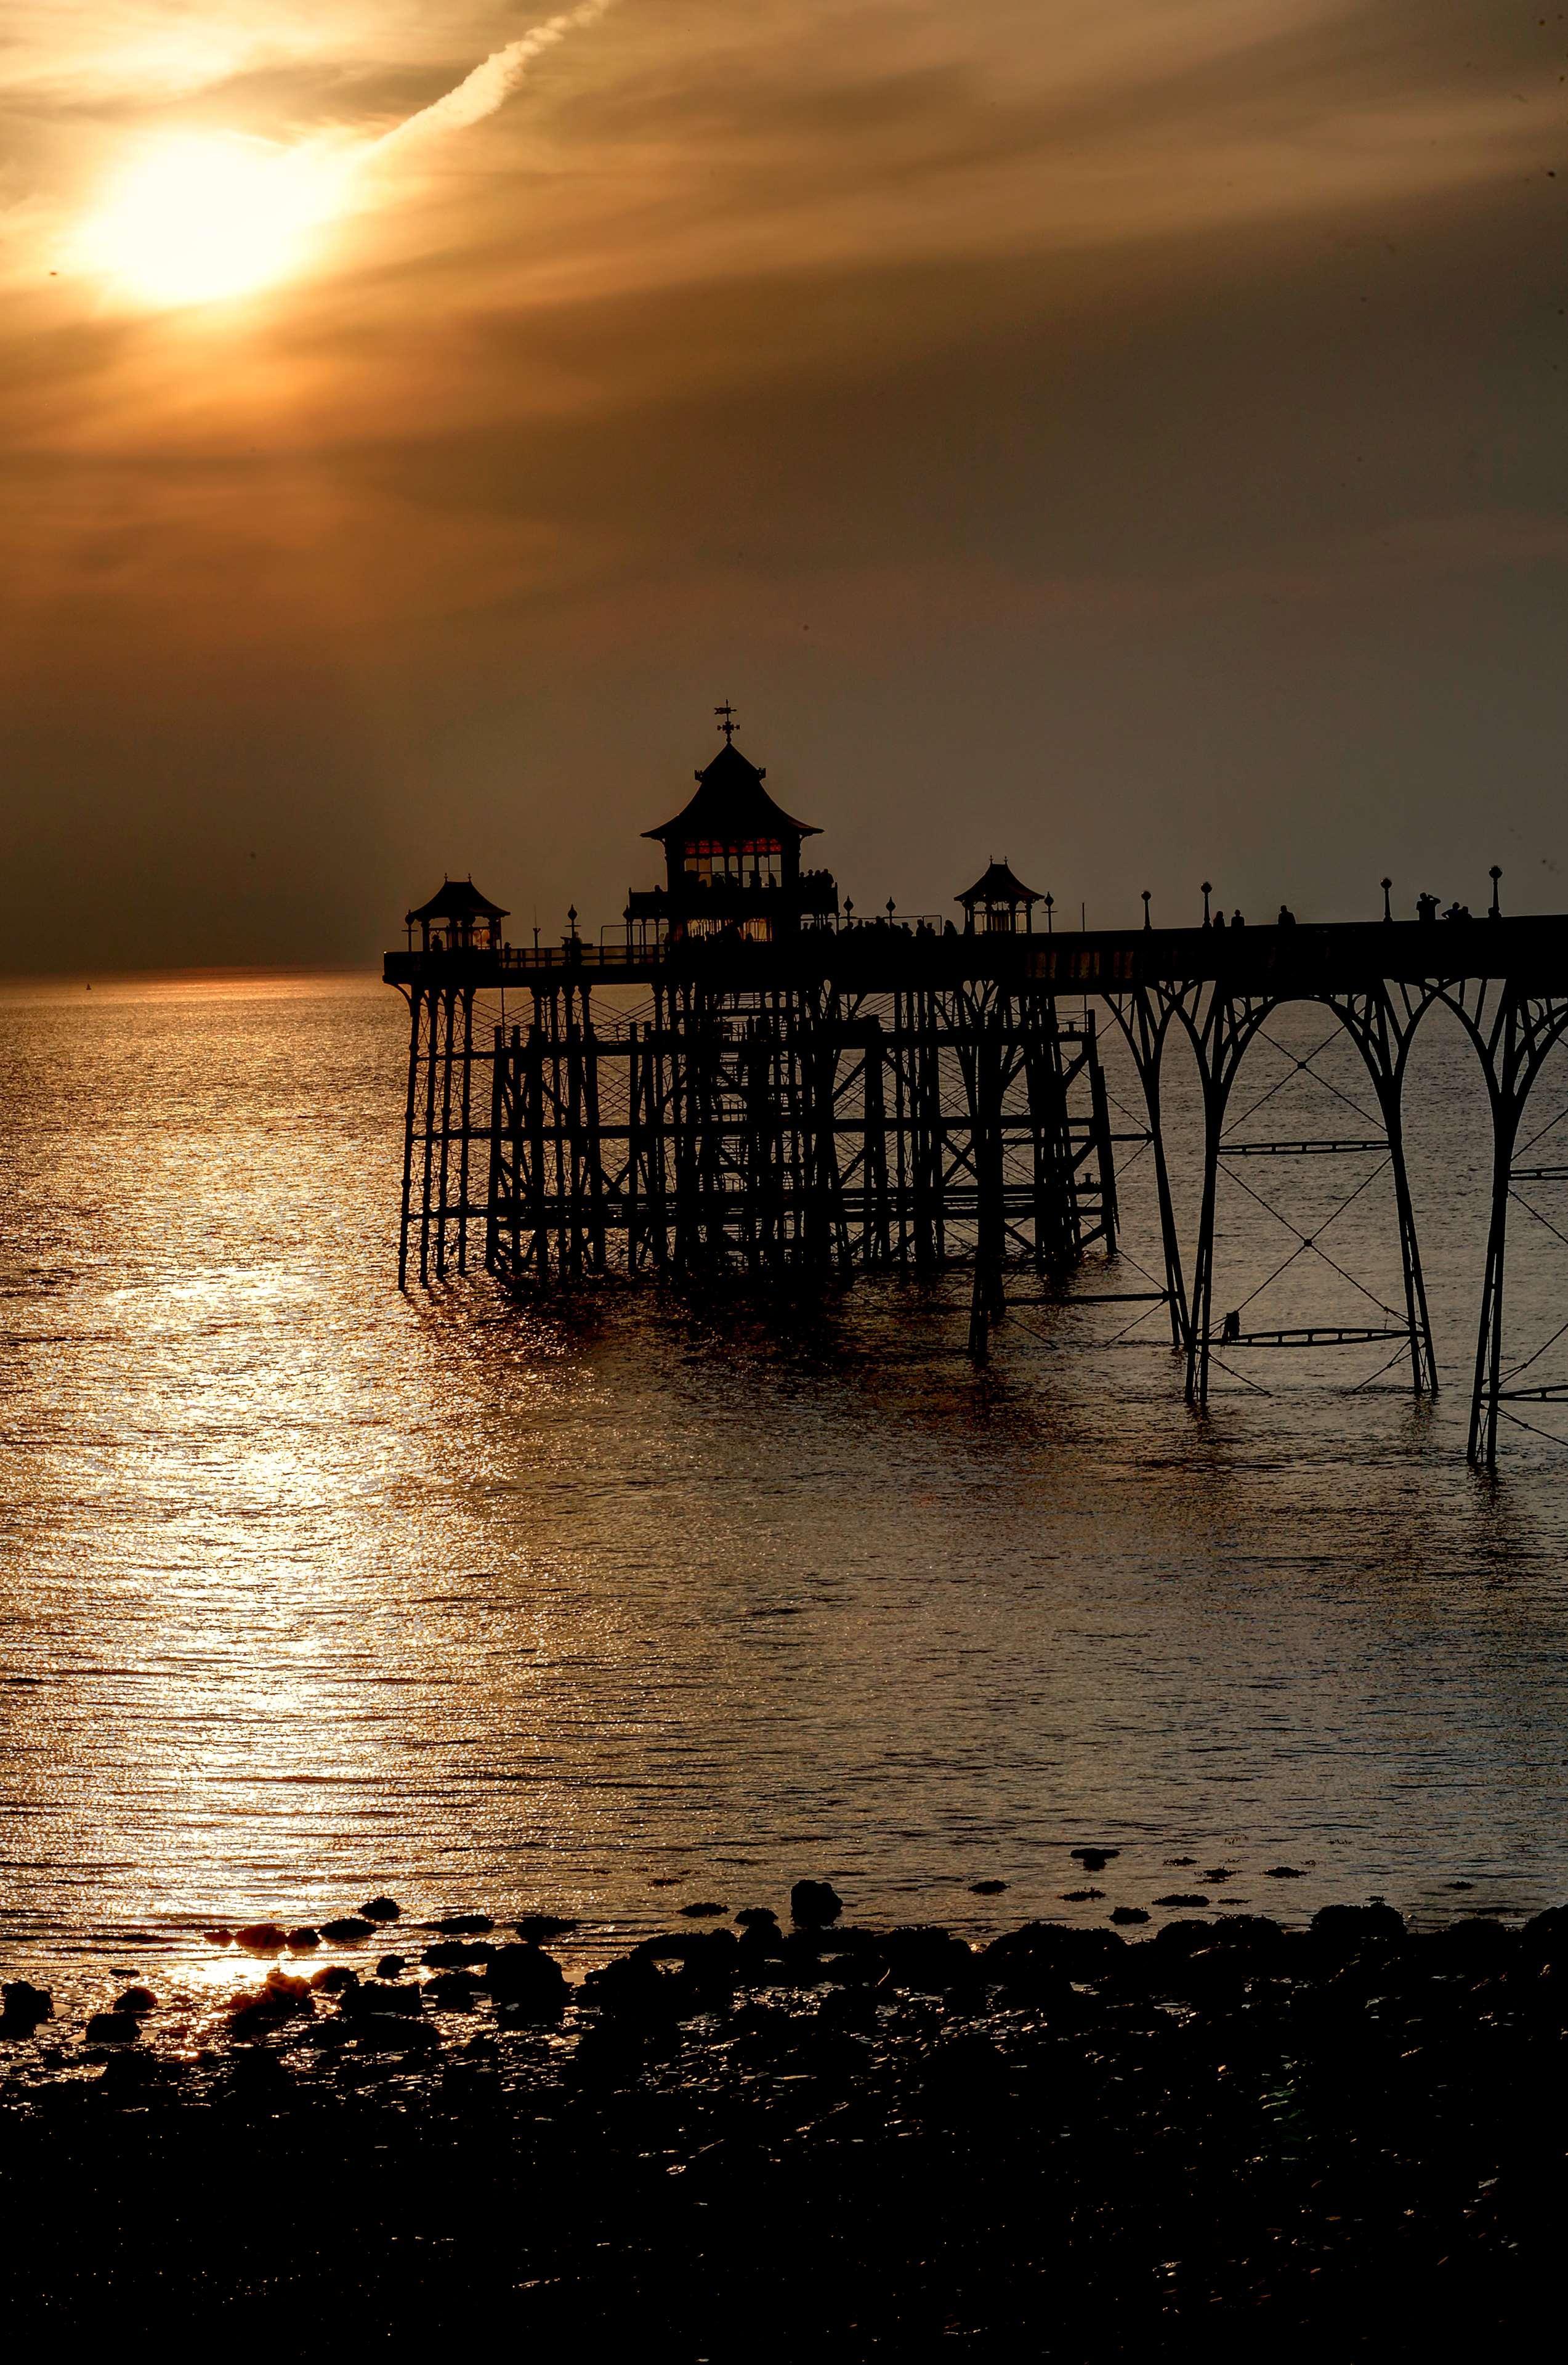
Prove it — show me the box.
[6,970,1568,2030]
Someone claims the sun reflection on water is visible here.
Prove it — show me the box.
[5,972,1568,2020]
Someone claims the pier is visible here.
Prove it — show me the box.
[386,721,1568,1467]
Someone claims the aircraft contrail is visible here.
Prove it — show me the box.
[373,1,620,159]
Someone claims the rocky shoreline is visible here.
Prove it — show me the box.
[2,1882,1563,2345]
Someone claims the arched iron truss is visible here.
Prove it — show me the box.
[1101,965,1568,1468]
[387,918,1568,1469]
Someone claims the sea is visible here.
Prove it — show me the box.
[4,966,1568,2012]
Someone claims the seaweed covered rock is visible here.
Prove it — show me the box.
[486,1945,568,2022]
[790,1880,843,1929]
[0,1982,52,2038]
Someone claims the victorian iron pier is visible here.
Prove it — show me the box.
[386,721,1568,1467]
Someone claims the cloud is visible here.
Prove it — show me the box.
[371,1,618,157]
[1,2,1565,968]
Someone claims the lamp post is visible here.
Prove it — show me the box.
[1381,877,1392,923]
[1201,881,1213,928]
[1490,866,1502,919]
[1044,892,1054,935]
[1141,890,1152,931]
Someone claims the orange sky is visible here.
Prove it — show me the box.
[2,1,1564,968]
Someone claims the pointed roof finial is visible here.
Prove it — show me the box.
[715,700,738,744]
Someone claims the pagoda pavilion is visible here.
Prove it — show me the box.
[626,708,838,946]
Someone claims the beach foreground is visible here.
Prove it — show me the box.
[2,1896,1561,2347]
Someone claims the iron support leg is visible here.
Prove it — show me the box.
[1386,1111,1439,1395]
[397,990,421,1291]
[1469,1116,1517,1469]
[1186,1094,1222,1406]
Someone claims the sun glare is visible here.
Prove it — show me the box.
[81,132,347,308]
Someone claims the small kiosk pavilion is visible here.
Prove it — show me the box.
[956,858,1045,936]
[404,877,508,953]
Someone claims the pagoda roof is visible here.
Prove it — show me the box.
[405,877,509,924]
[645,740,819,845]
[956,858,1043,908]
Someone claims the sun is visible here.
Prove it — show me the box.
[80,132,347,308]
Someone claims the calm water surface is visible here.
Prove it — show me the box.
[4,968,1568,2008]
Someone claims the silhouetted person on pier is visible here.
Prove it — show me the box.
[1416,893,1439,923]
[1277,904,1296,927]
[1213,910,1226,930]
[1444,902,1471,922]
[1231,911,1246,928]
[1221,1310,1241,1343]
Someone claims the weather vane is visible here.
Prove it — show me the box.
[715,701,738,743]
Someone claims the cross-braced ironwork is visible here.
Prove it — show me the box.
[392,899,1568,1467]
[423,968,1115,1302]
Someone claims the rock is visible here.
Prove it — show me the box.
[514,1914,577,1943]
[1148,1919,1219,1957]
[354,2016,437,2055]
[286,1926,321,1949]
[969,1880,1009,1896]
[486,1944,568,2022]
[569,2021,650,2088]
[359,1896,401,1922]
[424,1969,482,2010]
[1263,1866,1305,1879]
[1309,1902,1406,1950]
[1522,1905,1568,1958]
[100,2050,157,2094]
[981,1921,1119,1996]
[734,1907,778,1931]
[919,2032,1009,2119]
[85,2012,139,2045]
[790,1880,843,1929]
[679,1900,726,1918]
[226,2047,290,2091]
[113,1987,157,2016]
[1206,1915,1285,1955]
[343,1979,422,2020]
[0,1980,54,2036]
[224,1975,312,2040]
[202,1928,233,1945]
[234,1922,288,1953]
[1200,1868,1237,1883]
[1060,1889,1105,1902]
[320,1917,374,1944]
[1427,1917,1517,1973]
[1070,1848,1119,1870]
[1110,1907,1150,1926]
[818,1986,878,2034]
[434,1913,495,1935]
[1154,1894,1210,1910]
[423,1939,495,1968]
[309,1965,359,1994]
[375,1955,406,1979]
[883,1926,977,1993]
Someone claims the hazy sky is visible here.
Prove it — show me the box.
[2,1,1564,970]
